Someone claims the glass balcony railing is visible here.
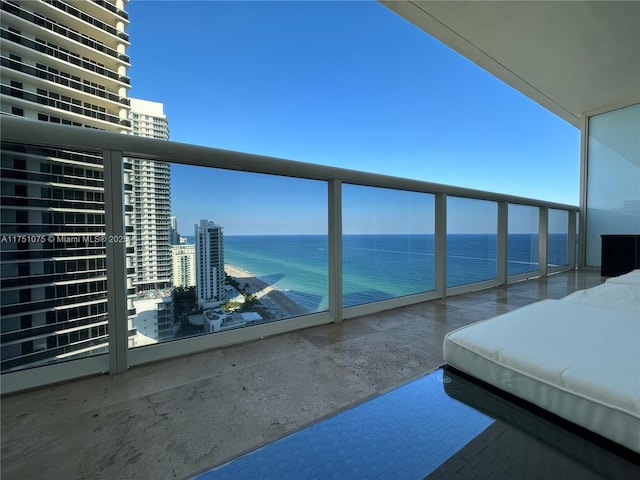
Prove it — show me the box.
[1,85,121,125]
[342,185,435,307]
[1,56,126,105]
[446,197,498,288]
[0,28,126,84]
[548,208,569,268]
[507,204,539,277]
[44,0,129,42]
[91,0,129,21]
[0,117,578,393]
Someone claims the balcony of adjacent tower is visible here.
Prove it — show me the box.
[0,27,131,92]
[1,1,130,74]
[33,0,130,49]
[1,54,130,110]
[0,85,126,131]
[89,0,130,22]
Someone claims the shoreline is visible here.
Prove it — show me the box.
[224,264,308,319]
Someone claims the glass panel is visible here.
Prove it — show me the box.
[447,197,497,287]
[548,209,568,267]
[586,103,640,266]
[507,204,539,276]
[0,142,109,373]
[128,162,328,347]
[342,185,435,307]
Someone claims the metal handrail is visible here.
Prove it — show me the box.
[0,116,578,211]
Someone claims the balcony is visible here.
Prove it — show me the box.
[0,85,122,126]
[1,1,123,62]
[0,116,580,386]
[1,97,635,476]
[0,56,124,106]
[43,0,128,42]
[1,0,637,476]
[1,269,618,479]
[90,0,129,21]
[0,28,125,86]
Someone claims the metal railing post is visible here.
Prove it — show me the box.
[497,201,508,284]
[103,149,128,374]
[568,209,577,270]
[539,207,548,277]
[328,179,343,323]
[435,193,447,298]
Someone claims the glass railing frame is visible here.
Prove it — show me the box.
[0,117,579,393]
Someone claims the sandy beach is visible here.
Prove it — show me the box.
[224,264,308,319]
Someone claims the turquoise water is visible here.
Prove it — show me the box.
[189,233,569,312]
[224,235,329,311]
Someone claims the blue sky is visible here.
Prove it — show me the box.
[126,1,580,236]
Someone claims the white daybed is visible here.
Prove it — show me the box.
[443,270,640,453]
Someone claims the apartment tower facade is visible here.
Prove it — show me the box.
[0,0,133,371]
[195,220,225,308]
[127,97,173,342]
[172,244,196,288]
[128,98,170,292]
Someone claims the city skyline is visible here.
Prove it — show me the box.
[126,0,580,237]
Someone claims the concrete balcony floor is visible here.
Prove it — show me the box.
[1,269,605,480]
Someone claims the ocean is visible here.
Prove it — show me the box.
[184,234,569,311]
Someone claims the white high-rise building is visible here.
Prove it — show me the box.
[129,97,169,139]
[195,220,225,308]
[128,98,173,342]
[128,98,171,292]
[172,244,196,288]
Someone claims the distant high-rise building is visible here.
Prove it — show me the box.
[168,215,180,245]
[129,97,169,139]
[0,0,133,371]
[172,244,196,288]
[128,98,173,341]
[195,220,225,308]
[128,98,171,292]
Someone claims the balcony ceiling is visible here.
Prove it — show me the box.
[380,1,640,127]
